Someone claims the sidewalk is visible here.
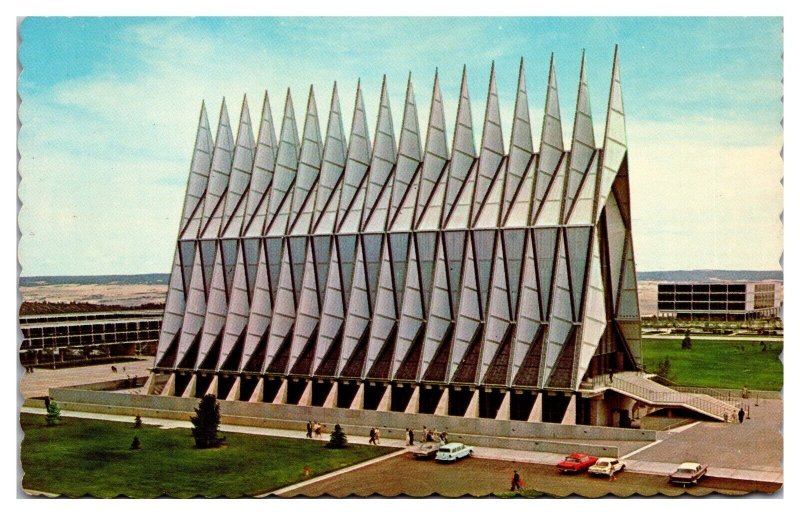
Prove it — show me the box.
[19,406,782,485]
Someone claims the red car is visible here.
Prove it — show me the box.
[557,453,599,473]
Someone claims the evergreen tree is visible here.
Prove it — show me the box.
[326,423,348,449]
[134,415,142,429]
[45,401,61,427]
[190,394,224,448]
[130,436,141,450]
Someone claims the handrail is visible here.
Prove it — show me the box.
[591,373,737,420]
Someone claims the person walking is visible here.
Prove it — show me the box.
[609,464,617,482]
[306,421,313,438]
[405,428,411,446]
[409,428,415,446]
[738,407,745,424]
[369,427,376,445]
[510,470,522,492]
[375,428,381,444]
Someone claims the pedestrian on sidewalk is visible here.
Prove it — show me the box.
[369,427,376,445]
[738,407,745,424]
[609,465,617,482]
[405,428,410,446]
[409,428,414,446]
[375,428,381,444]
[510,470,522,492]
[306,420,312,438]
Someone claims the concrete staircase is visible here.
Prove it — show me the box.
[600,372,738,422]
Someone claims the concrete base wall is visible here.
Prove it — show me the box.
[50,387,656,450]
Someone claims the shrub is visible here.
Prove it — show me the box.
[326,424,348,449]
[45,401,61,427]
[130,436,141,450]
[190,394,224,449]
[134,415,142,429]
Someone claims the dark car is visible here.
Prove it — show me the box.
[557,453,598,473]
[669,462,708,486]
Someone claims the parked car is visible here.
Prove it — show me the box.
[435,443,474,462]
[557,453,598,473]
[669,462,708,486]
[412,441,441,459]
[588,457,626,477]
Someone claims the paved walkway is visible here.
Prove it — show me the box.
[20,406,782,485]
[19,358,153,399]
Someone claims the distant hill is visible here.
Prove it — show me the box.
[637,270,783,282]
[19,270,783,286]
[19,274,170,286]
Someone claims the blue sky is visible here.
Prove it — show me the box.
[17,17,783,275]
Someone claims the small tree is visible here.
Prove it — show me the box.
[655,356,672,379]
[45,400,61,427]
[190,394,224,449]
[130,436,141,450]
[681,332,692,350]
[134,415,142,429]
[326,423,348,449]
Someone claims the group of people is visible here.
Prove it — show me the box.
[403,426,448,446]
[24,365,35,373]
[305,420,326,438]
[368,427,382,445]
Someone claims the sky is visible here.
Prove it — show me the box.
[17,17,783,276]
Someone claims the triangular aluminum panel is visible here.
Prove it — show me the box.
[242,91,278,236]
[540,234,575,386]
[597,48,628,223]
[532,56,564,221]
[263,241,298,374]
[472,63,505,225]
[195,246,229,369]
[156,247,188,365]
[415,72,449,226]
[388,75,422,224]
[179,103,214,235]
[575,234,607,382]
[392,236,424,378]
[264,90,300,233]
[240,238,277,372]
[200,100,235,238]
[449,236,484,383]
[335,84,372,232]
[217,243,250,371]
[443,67,476,222]
[173,244,208,369]
[361,77,397,231]
[565,226,592,320]
[480,235,511,384]
[288,87,323,230]
[502,59,533,222]
[221,96,256,238]
[563,53,596,220]
[509,233,541,383]
[311,84,347,232]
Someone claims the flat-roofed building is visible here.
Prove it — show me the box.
[20,310,162,366]
[656,282,780,320]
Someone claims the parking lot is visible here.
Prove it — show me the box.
[283,453,779,497]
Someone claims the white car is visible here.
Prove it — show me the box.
[588,457,626,476]
[435,443,474,462]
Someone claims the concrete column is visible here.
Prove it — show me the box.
[225,377,241,401]
[297,381,313,406]
[495,391,511,420]
[323,382,338,408]
[434,388,449,416]
[528,393,543,422]
[273,379,288,404]
[181,375,197,398]
[463,390,479,418]
[561,394,577,425]
[350,383,365,410]
[376,386,392,412]
[143,372,156,395]
[404,386,420,414]
[161,373,176,397]
[205,376,219,397]
[248,378,264,402]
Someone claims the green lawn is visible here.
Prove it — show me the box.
[20,414,393,498]
[641,338,783,391]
